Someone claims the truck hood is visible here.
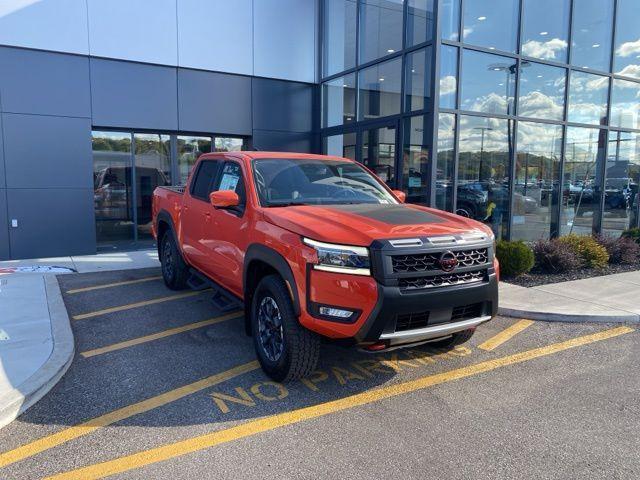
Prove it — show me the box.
[262,203,492,246]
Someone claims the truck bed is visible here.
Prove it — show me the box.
[152,185,187,240]
[157,185,186,194]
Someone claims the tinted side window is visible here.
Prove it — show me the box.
[215,162,246,205]
[191,161,219,200]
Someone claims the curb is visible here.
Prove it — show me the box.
[0,276,75,429]
[498,306,640,324]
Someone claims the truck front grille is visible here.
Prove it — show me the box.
[391,248,488,273]
[395,311,430,331]
[398,270,486,290]
[451,303,483,321]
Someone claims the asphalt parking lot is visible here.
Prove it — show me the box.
[0,268,638,479]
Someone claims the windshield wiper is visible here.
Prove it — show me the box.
[266,201,312,208]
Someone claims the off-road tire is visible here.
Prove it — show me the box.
[251,275,320,382]
[160,231,189,290]
[433,328,475,348]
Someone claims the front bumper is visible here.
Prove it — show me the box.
[380,315,492,345]
[354,272,498,345]
[303,234,498,346]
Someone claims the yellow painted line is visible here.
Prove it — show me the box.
[80,312,243,358]
[44,326,633,480]
[0,361,260,469]
[478,319,535,351]
[66,276,163,294]
[72,290,209,320]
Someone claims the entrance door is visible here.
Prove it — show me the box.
[358,122,398,188]
[92,131,135,245]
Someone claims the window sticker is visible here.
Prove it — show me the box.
[219,174,240,192]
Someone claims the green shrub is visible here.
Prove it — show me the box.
[533,238,582,273]
[596,235,640,265]
[496,240,535,277]
[622,228,640,245]
[558,234,609,269]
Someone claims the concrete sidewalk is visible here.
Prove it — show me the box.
[0,250,160,428]
[0,249,160,274]
[499,270,640,323]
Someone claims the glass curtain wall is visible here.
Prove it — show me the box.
[321,0,436,195]
[321,0,640,238]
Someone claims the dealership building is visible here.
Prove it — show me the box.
[0,0,638,260]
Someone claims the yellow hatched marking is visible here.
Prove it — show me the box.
[478,319,535,351]
[44,326,633,480]
[80,312,243,358]
[0,361,260,469]
[72,290,209,320]
[66,276,163,294]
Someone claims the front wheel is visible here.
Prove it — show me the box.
[251,275,320,382]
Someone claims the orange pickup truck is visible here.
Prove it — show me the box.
[153,152,499,381]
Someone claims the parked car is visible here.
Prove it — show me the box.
[153,152,499,381]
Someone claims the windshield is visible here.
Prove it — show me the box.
[252,158,398,207]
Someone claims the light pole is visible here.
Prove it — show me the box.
[474,126,493,181]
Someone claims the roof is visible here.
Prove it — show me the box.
[199,151,352,162]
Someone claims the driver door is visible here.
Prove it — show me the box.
[201,161,248,295]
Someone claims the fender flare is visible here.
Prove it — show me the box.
[155,210,178,255]
[243,244,302,333]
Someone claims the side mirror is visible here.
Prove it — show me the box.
[209,190,240,208]
[392,190,406,203]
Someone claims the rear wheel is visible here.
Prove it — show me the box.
[251,275,320,382]
[455,204,475,219]
[432,328,475,348]
[160,231,189,290]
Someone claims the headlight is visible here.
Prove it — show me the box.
[303,238,370,276]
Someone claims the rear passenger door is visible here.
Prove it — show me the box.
[181,159,221,271]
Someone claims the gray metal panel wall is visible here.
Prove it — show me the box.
[0,189,9,260]
[253,0,317,83]
[252,130,313,152]
[178,69,252,135]
[3,114,93,189]
[90,58,178,130]
[0,114,5,188]
[6,188,95,259]
[0,47,91,118]
[252,78,314,133]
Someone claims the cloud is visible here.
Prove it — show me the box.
[521,38,568,60]
[615,38,640,58]
[518,91,563,120]
[571,72,609,92]
[568,102,606,124]
[466,92,509,115]
[615,64,640,79]
[439,75,456,96]
[586,75,609,91]
[517,123,562,155]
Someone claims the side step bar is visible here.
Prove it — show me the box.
[187,269,242,313]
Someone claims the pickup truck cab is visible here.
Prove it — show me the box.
[153,152,499,381]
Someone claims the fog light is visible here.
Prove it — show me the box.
[319,306,353,318]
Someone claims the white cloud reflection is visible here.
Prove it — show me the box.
[521,38,568,60]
